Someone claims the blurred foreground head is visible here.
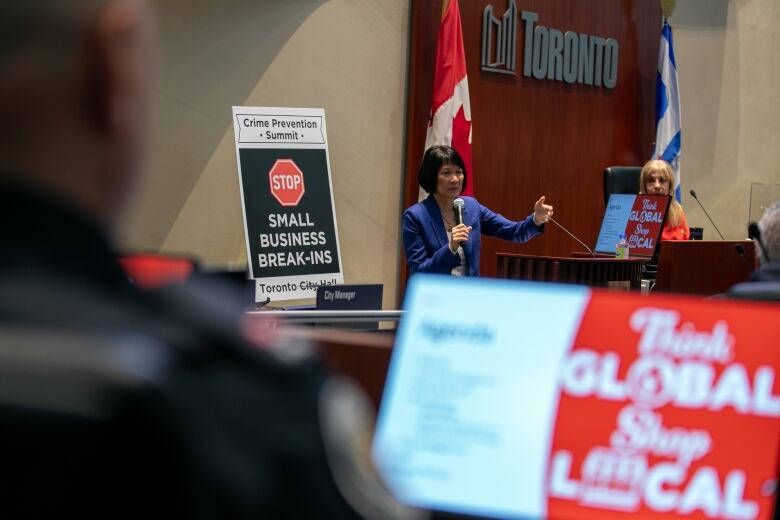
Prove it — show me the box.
[0,0,154,230]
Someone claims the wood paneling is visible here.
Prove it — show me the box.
[403,0,661,282]
[655,240,757,295]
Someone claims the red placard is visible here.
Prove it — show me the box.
[624,195,670,257]
[546,292,780,519]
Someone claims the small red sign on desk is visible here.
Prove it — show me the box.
[624,195,669,256]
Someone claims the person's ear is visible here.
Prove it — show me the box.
[88,0,149,137]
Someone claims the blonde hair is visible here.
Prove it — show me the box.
[639,159,683,228]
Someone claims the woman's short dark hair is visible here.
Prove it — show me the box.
[417,145,468,194]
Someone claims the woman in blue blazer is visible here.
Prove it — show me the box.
[403,145,553,276]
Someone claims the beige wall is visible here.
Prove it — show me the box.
[673,0,780,239]
[121,0,410,308]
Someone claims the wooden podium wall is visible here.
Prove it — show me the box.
[403,0,661,280]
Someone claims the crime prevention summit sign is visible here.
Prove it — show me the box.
[232,106,344,301]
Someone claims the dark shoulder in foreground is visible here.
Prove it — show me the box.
[727,263,780,302]
[0,272,422,519]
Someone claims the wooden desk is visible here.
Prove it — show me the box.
[655,240,756,295]
[496,253,646,290]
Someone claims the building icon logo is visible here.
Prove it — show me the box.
[481,0,517,75]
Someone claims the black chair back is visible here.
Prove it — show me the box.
[603,166,642,205]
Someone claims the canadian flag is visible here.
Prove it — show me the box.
[423,0,473,197]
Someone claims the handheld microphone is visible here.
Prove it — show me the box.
[748,222,772,263]
[689,189,725,240]
[549,217,595,257]
[452,198,465,226]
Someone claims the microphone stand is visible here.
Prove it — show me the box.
[549,217,595,257]
[690,190,725,240]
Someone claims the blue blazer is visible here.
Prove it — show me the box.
[403,195,543,276]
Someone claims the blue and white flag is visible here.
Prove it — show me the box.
[654,21,682,202]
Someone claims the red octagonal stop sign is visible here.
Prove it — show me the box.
[268,159,305,206]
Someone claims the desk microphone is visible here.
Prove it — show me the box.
[748,222,772,263]
[549,217,595,257]
[452,198,465,226]
[689,190,725,240]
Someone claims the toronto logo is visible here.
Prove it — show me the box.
[481,0,517,74]
[480,1,620,88]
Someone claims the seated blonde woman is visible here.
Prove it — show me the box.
[639,159,690,240]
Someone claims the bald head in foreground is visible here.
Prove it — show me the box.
[0,2,419,518]
[0,0,153,227]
